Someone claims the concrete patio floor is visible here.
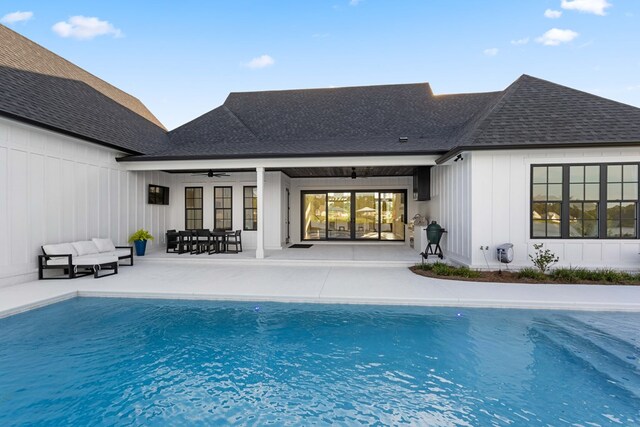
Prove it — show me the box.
[2,258,640,319]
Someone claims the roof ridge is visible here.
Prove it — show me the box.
[221,105,259,140]
[456,75,527,145]
[227,82,433,96]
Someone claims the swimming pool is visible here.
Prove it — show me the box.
[0,298,638,425]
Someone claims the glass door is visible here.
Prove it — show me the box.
[301,190,406,241]
[327,192,351,239]
[355,192,378,239]
[379,192,405,240]
[303,193,326,240]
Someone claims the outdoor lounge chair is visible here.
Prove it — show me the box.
[39,242,118,279]
[166,230,179,253]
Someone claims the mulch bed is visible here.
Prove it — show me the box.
[409,266,640,286]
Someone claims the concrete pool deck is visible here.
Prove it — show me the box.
[2,258,640,318]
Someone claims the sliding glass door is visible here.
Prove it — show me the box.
[302,190,406,241]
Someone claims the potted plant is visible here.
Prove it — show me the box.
[128,229,154,256]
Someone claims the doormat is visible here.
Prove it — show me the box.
[289,244,313,249]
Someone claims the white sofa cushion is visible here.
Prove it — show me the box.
[42,243,77,257]
[72,241,100,256]
[72,255,118,266]
[92,238,116,253]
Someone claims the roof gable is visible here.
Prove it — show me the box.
[464,74,640,147]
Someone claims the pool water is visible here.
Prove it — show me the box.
[0,299,639,426]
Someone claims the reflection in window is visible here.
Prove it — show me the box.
[607,164,638,238]
[185,187,203,229]
[569,165,599,238]
[214,186,232,230]
[303,194,327,239]
[532,166,563,238]
[243,186,258,231]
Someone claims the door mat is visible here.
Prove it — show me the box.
[289,244,313,249]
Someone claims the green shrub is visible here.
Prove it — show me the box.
[518,267,546,281]
[455,266,482,279]
[596,268,627,283]
[529,243,559,273]
[431,262,454,276]
[551,267,584,283]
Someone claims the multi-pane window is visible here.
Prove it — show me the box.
[569,165,599,238]
[148,184,170,205]
[606,164,638,238]
[531,166,563,238]
[214,186,233,230]
[531,163,639,239]
[185,187,203,229]
[243,186,258,231]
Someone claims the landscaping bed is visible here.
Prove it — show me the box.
[410,263,640,285]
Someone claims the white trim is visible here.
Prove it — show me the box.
[117,155,439,171]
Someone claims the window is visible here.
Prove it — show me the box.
[148,185,169,205]
[214,186,232,230]
[243,186,258,231]
[606,164,638,238]
[531,166,563,238]
[185,187,203,229]
[531,163,639,239]
[569,165,599,238]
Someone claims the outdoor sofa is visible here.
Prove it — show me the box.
[38,238,133,279]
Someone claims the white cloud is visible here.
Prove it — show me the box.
[536,28,579,46]
[350,0,363,5]
[52,16,122,40]
[1,11,33,24]
[511,37,530,45]
[483,48,499,57]
[244,54,275,69]
[561,0,611,16]
[544,9,563,19]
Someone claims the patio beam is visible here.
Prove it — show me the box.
[256,166,265,259]
[116,155,439,171]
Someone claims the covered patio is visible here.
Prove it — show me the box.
[118,154,439,260]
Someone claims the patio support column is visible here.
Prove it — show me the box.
[256,166,265,259]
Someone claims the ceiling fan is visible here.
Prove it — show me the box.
[192,169,229,178]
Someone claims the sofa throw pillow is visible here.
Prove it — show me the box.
[92,238,116,253]
[72,241,100,256]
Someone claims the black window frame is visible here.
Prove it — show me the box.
[214,186,233,230]
[148,184,170,205]
[530,163,640,240]
[243,186,258,231]
[185,186,203,230]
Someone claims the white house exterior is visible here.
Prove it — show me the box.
[2,23,640,286]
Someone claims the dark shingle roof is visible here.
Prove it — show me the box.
[460,74,640,147]
[136,83,500,160]
[127,74,640,162]
[0,24,168,154]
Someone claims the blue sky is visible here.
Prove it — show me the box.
[2,0,639,130]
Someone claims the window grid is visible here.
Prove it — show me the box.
[568,165,600,238]
[531,165,563,238]
[531,163,640,240]
[148,184,170,205]
[185,187,203,230]
[606,164,638,238]
[214,186,233,230]
[243,186,258,231]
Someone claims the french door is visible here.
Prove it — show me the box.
[302,190,406,241]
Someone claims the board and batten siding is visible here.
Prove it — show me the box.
[426,158,472,265]
[0,116,171,287]
[469,147,640,270]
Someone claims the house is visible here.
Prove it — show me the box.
[1,24,640,286]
